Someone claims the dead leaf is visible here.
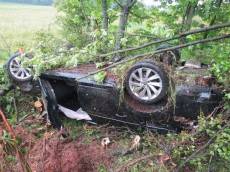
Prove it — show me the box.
[34,100,43,112]
[129,135,141,151]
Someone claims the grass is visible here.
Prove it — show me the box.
[0,2,58,64]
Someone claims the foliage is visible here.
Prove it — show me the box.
[23,30,115,78]
[55,0,107,48]
[94,71,107,83]
[198,115,230,160]
[210,40,230,89]
[21,0,229,80]
[0,1,230,171]
[0,64,9,90]
[170,115,230,171]
[0,65,15,116]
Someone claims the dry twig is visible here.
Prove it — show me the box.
[0,108,32,172]
[115,154,154,172]
[175,123,230,172]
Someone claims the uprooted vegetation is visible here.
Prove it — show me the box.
[0,102,230,172]
[1,0,230,171]
[0,59,229,171]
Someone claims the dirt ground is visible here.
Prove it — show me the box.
[0,116,114,172]
[29,135,113,172]
[0,109,203,172]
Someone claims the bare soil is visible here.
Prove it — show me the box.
[0,119,114,172]
[29,135,113,172]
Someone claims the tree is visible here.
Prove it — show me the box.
[113,0,137,61]
[180,1,198,43]
[203,0,223,39]
[55,0,103,48]
[101,0,109,32]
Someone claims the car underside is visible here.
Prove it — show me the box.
[38,62,222,132]
[5,48,223,132]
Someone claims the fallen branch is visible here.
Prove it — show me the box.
[13,97,18,122]
[0,108,32,172]
[115,154,154,172]
[76,34,230,81]
[18,114,31,123]
[175,122,230,172]
[206,104,224,119]
[0,108,16,139]
[97,22,230,58]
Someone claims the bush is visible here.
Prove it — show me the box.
[171,115,230,171]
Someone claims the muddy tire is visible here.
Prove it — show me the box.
[125,62,169,104]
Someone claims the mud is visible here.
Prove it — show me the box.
[29,135,113,172]
[54,63,119,82]
[124,92,168,113]
[0,120,113,172]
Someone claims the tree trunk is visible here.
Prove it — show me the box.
[113,0,137,61]
[114,5,129,52]
[102,0,109,32]
[180,2,197,44]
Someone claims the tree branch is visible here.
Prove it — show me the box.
[98,22,230,58]
[128,0,137,8]
[0,108,16,139]
[76,34,230,81]
[115,154,154,172]
[175,122,230,172]
[114,0,123,8]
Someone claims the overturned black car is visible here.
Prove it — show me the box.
[6,49,222,132]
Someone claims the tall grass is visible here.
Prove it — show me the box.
[0,2,58,63]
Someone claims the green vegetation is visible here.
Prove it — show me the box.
[0,2,57,118]
[0,1,230,172]
[0,2,57,60]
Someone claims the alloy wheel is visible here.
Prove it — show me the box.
[128,67,163,101]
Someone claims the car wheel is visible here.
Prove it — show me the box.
[7,53,32,82]
[125,62,169,104]
[156,44,180,64]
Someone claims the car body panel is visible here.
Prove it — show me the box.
[38,63,222,132]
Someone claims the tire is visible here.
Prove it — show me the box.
[39,79,62,129]
[125,62,169,104]
[6,52,33,82]
[156,44,181,64]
